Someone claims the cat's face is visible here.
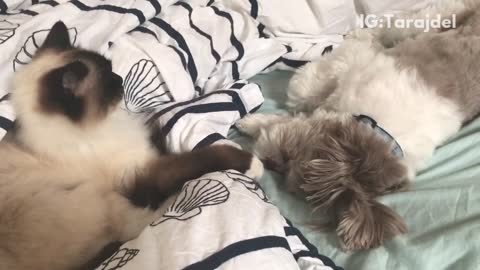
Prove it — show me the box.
[15,21,124,125]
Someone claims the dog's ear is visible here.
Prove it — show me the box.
[297,118,410,250]
[313,118,411,195]
[334,191,407,251]
[300,157,359,209]
[300,157,407,250]
[358,150,411,195]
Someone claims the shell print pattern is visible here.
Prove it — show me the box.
[98,248,139,270]
[0,19,19,45]
[223,170,270,203]
[123,59,174,113]
[150,179,229,226]
[13,27,78,71]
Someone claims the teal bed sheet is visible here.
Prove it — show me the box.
[229,71,480,270]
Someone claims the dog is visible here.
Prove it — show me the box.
[237,0,480,250]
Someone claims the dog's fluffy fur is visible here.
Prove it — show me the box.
[0,22,263,270]
[238,0,480,250]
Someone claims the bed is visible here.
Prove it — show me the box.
[1,0,479,269]
[228,70,480,270]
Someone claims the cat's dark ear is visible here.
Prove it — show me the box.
[61,61,89,94]
[42,21,71,50]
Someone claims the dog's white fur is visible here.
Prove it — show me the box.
[237,0,479,250]
[289,39,462,177]
[244,0,470,179]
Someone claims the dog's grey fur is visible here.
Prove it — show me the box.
[387,8,480,121]
[238,111,409,250]
[238,1,480,251]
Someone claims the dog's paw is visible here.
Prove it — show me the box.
[244,155,264,181]
[236,114,270,138]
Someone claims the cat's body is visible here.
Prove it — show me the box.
[0,111,157,269]
[0,22,262,270]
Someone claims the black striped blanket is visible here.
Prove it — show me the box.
[0,0,363,269]
[95,170,343,270]
[0,0,346,151]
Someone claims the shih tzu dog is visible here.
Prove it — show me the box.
[237,0,480,250]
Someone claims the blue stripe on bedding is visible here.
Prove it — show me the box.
[162,102,239,134]
[168,45,187,69]
[258,23,267,38]
[1,8,39,16]
[230,82,246,89]
[0,94,10,102]
[282,58,308,68]
[264,45,318,70]
[148,89,247,122]
[15,9,38,16]
[39,1,59,7]
[131,25,157,39]
[130,26,188,70]
[147,0,161,15]
[231,93,247,117]
[0,116,14,131]
[183,236,291,270]
[150,17,198,83]
[175,1,221,64]
[0,0,6,14]
[231,61,239,80]
[263,46,290,70]
[210,5,244,79]
[24,10,38,16]
[248,0,258,18]
[250,103,262,113]
[70,0,147,24]
[193,133,226,149]
[210,6,244,61]
[284,219,343,270]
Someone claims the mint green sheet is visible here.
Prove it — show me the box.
[229,71,480,270]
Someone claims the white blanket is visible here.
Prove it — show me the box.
[96,170,341,270]
[0,0,351,150]
[0,0,435,150]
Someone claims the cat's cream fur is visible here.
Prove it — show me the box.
[0,21,262,270]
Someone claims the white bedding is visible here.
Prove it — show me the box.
[0,0,337,146]
[95,171,341,270]
[0,0,433,150]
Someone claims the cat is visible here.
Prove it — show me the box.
[0,21,263,270]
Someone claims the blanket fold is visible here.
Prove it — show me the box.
[0,0,344,148]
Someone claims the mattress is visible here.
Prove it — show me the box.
[230,70,480,270]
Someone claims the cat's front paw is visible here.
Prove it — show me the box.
[211,144,264,181]
[244,155,264,181]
